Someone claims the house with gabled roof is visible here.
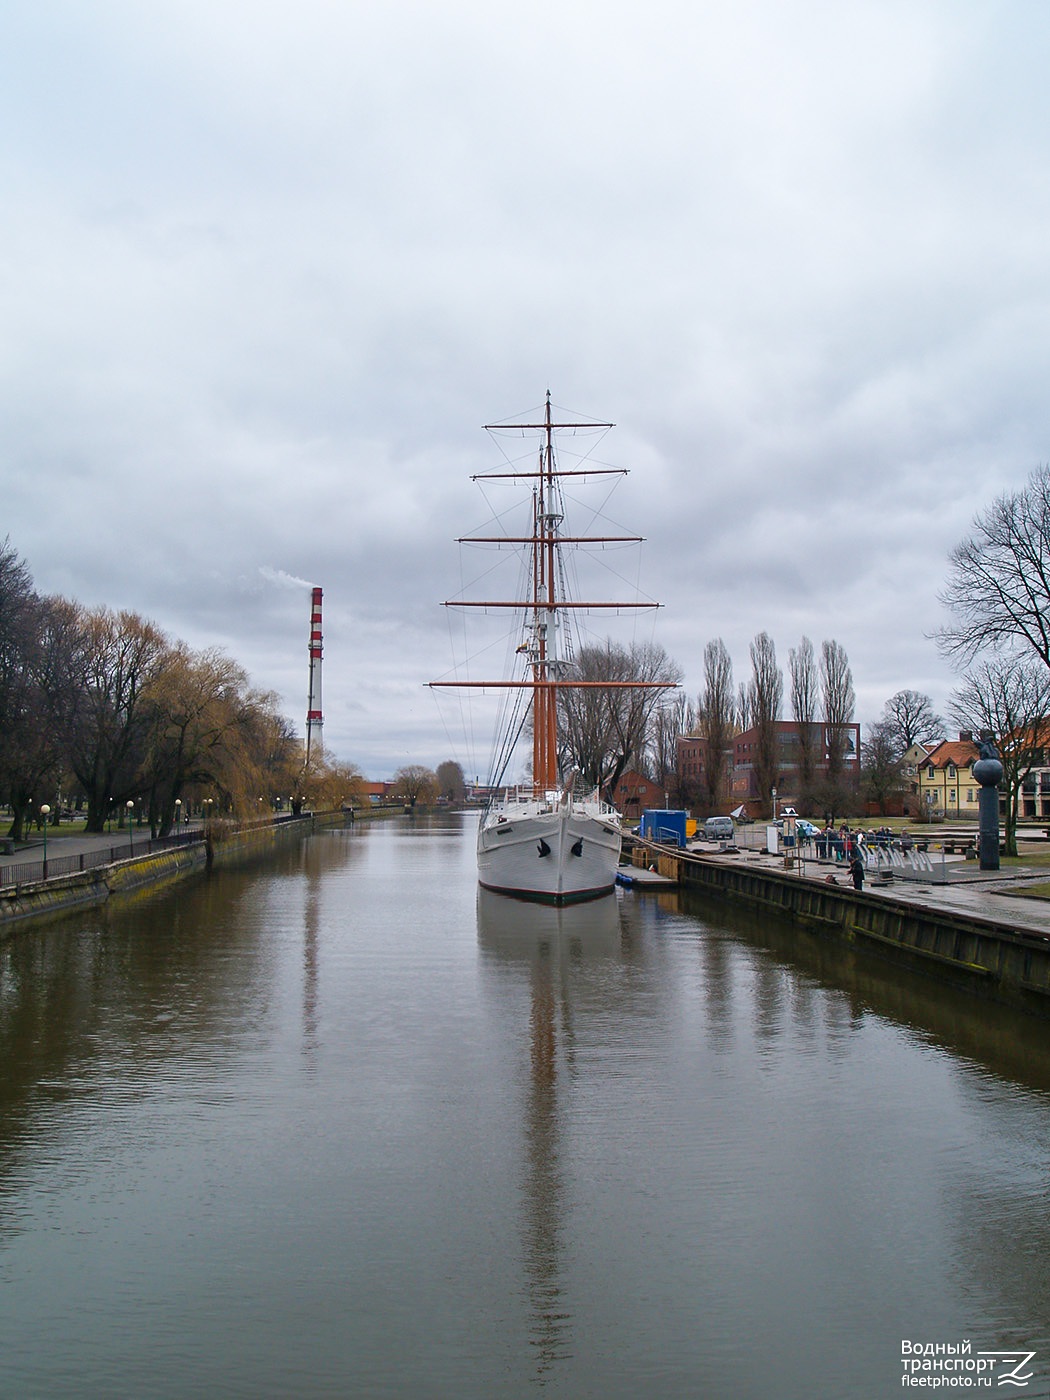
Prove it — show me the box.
[612,769,667,819]
[900,742,934,816]
[916,734,980,820]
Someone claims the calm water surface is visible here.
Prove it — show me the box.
[1,813,1049,1398]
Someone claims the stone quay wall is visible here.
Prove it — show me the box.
[633,841,1050,1019]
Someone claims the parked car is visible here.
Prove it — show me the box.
[704,816,736,842]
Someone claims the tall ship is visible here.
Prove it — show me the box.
[432,393,669,905]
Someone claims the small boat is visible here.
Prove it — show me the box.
[431,393,669,905]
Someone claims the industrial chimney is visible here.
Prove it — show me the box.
[306,586,323,764]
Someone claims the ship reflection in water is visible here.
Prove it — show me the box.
[476,888,621,1379]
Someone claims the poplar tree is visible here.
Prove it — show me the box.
[698,638,735,813]
[748,632,782,815]
[789,636,819,805]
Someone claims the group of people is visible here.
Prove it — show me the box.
[813,824,864,864]
[808,822,918,890]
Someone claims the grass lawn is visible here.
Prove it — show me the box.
[1006,881,1050,900]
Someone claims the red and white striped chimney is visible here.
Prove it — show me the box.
[306,586,323,763]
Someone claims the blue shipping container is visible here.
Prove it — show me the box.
[640,809,687,847]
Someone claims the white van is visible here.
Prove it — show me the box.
[703,816,735,842]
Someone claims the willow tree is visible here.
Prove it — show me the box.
[67,607,170,830]
[139,646,243,833]
[393,765,438,807]
[557,639,681,800]
[140,647,291,833]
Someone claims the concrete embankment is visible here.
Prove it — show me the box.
[0,811,356,934]
[632,841,1050,1019]
[1,842,210,932]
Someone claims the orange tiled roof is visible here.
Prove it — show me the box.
[923,740,979,770]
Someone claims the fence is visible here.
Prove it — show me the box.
[0,829,204,891]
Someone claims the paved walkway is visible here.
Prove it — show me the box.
[686,840,1050,939]
[857,866,1050,938]
[0,825,203,879]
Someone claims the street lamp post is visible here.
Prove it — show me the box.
[127,800,135,856]
[175,798,182,833]
[40,804,50,879]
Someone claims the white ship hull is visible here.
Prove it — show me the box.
[477,792,622,904]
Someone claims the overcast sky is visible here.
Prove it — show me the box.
[3,1,1048,779]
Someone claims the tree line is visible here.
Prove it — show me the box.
[553,462,1050,843]
[0,541,364,840]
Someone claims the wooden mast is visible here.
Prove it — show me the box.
[430,393,672,797]
[533,392,559,793]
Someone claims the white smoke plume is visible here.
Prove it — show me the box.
[259,567,313,591]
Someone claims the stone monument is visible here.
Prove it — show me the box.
[972,734,1003,872]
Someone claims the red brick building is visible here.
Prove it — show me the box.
[611,770,667,819]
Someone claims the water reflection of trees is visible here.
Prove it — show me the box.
[0,837,353,1228]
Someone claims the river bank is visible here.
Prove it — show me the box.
[0,808,377,933]
[632,837,1050,1018]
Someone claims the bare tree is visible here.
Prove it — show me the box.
[0,541,42,835]
[789,636,819,804]
[810,639,856,820]
[557,639,681,800]
[882,689,946,752]
[698,638,735,813]
[67,607,170,830]
[939,465,1050,668]
[950,653,1050,856]
[436,759,466,802]
[861,718,906,815]
[736,680,752,733]
[648,691,694,797]
[821,639,855,774]
[748,632,782,814]
[1,594,81,841]
[393,765,438,807]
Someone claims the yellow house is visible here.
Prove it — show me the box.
[917,737,980,820]
[901,742,933,813]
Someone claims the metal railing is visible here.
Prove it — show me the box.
[0,829,204,891]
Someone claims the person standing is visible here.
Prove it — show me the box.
[850,849,865,890]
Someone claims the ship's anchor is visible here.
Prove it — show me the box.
[571,839,583,857]
[537,839,551,858]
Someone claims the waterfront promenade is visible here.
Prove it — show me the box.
[0,823,203,887]
[667,834,1050,941]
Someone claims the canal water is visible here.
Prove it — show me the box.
[1,813,1048,1399]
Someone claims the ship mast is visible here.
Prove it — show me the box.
[430,392,671,797]
[532,392,559,792]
